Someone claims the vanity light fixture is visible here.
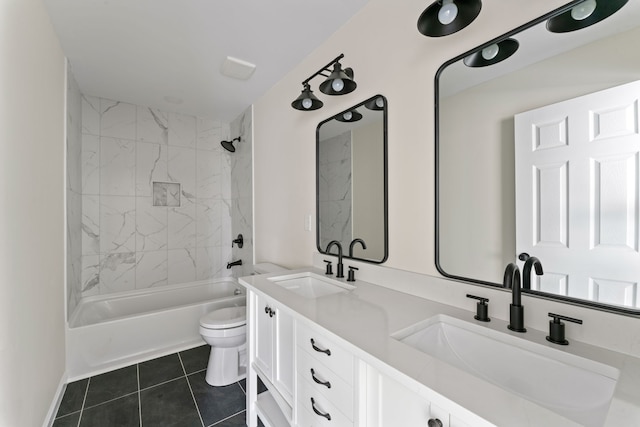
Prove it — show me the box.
[547,0,627,33]
[335,109,363,123]
[417,0,482,37]
[463,38,519,67]
[291,53,357,111]
[364,96,385,111]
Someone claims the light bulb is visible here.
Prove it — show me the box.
[343,111,353,120]
[571,0,597,21]
[332,78,345,92]
[302,98,313,109]
[481,44,499,60]
[438,0,458,25]
[375,97,384,108]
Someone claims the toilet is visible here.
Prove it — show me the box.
[199,305,247,386]
[199,263,287,386]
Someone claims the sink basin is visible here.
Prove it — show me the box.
[267,272,355,298]
[392,314,619,427]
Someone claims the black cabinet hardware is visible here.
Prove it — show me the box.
[310,338,331,356]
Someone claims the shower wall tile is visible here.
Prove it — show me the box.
[100,99,136,140]
[81,254,101,297]
[137,106,168,144]
[167,146,196,199]
[100,137,136,196]
[81,95,100,136]
[136,197,168,252]
[100,195,136,254]
[168,248,196,285]
[196,150,221,199]
[136,251,168,288]
[197,118,228,151]
[220,152,232,201]
[100,252,136,293]
[196,199,221,248]
[82,195,100,255]
[168,113,196,148]
[168,198,196,249]
[220,199,233,248]
[196,246,223,281]
[136,142,168,197]
[81,134,100,195]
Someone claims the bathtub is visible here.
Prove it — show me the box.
[67,278,246,380]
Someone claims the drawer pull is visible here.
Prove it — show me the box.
[310,338,331,356]
[428,419,443,427]
[310,369,332,388]
[310,397,331,421]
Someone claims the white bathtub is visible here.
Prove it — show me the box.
[66,278,246,380]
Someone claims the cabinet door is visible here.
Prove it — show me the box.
[253,293,273,379]
[274,307,294,404]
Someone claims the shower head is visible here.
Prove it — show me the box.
[221,136,241,153]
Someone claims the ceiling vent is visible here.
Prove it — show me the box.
[221,56,256,80]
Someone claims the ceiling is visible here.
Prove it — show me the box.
[43,0,370,122]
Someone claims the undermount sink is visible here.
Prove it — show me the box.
[392,314,619,427]
[267,272,355,298]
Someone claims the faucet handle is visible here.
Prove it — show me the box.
[547,313,582,345]
[466,294,490,322]
[347,266,358,282]
[323,260,333,275]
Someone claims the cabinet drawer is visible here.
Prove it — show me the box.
[296,355,353,421]
[297,377,353,427]
[296,322,354,385]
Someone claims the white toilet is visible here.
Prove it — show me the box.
[199,305,247,386]
[199,263,287,386]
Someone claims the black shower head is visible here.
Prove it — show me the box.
[221,136,241,153]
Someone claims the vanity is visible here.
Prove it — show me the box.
[240,264,640,427]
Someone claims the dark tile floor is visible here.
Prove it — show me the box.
[53,345,267,427]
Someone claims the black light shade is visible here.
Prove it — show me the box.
[291,84,323,111]
[547,0,627,33]
[335,109,363,123]
[417,0,482,37]
[364,96,385,111]
[319,63,357,95]
[463,38,519,67]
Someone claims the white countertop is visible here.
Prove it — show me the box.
[240,268,640,427]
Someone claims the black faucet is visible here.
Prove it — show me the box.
[522,257,543,289]
[348,238,367,257]
[325,240,344,278]
[227,259,242,269]
[504,263,526,333]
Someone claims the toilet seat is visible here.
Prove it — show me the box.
[200,306,246,329]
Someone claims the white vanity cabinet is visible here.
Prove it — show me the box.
[364,364,483,427]
[295,321,357,427]
[249,290,295,426]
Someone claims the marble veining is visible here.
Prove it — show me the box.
[73,95,242,299]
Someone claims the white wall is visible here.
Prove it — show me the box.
[253,0,570,271]
[0,0,66,425]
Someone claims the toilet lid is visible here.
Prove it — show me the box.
[200,306,246,329]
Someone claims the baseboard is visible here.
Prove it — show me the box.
[42,372,68,427]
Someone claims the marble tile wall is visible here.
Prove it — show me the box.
[66,65,83,318]
[78,96,235,298]
[229,107,254,277]
[318,131,352,251]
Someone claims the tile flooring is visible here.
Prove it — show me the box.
[53,345,266,427]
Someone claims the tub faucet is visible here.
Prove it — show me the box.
[325,240,344,278]
[348,238,367,257]
[504,263,526,333]
[522,256,543,289]
[227,259,242,269]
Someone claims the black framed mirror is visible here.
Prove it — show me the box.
[316,95,388,264]
[436,0,640,315]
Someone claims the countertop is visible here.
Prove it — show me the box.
[240,268,640,427]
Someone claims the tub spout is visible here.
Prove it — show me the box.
[227,259,243,269]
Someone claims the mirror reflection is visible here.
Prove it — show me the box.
[437,1,640,313]
[317,95,388,264]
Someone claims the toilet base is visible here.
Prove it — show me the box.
[204,345,247,387]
